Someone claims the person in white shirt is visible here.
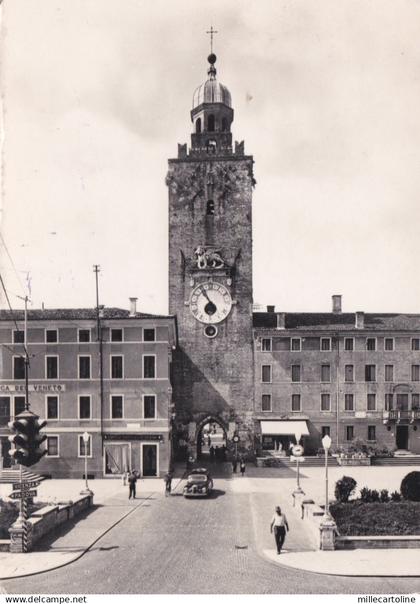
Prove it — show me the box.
[270,506,289,554]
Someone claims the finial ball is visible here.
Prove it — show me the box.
[208,53,217,65]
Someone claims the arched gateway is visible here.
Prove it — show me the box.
[195,415,228,460]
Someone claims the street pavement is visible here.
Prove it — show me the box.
[1,463,420,594]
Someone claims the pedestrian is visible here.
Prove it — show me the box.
[232,458,238,473]
[270,506,289,554]
[207,435,211,447]
[210,445,215,462]
[164,471,173,497]
[240,458,246,476]
[128,470,137,499]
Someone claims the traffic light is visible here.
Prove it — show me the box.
[8,410,48,467]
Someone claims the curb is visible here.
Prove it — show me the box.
[0,492,156,581]
[261,549,420,578]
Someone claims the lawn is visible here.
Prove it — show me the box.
[330,500,420,536]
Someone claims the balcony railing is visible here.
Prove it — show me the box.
[383,410,420,422]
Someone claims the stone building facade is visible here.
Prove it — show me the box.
[0,302,177,477]
[254,302,420,455]
[167,53,255,453]
[167,50,420,458]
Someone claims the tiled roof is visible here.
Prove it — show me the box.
[253,312,420,331]
[0,308,174,322]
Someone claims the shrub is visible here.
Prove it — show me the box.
[390,490,402,502]
[380,489,390,503]
[334,475,357,503]
[330,501,420,535]
[360,487,380,503]
[401,471,420,502]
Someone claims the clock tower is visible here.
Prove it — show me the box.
[167,48,255,454]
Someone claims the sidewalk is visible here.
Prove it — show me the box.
[0,488,159,580]
[263,548,420,577]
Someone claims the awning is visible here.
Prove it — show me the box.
[260,420,309,436]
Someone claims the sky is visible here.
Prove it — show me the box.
[1,0,420,315]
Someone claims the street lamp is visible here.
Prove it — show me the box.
[321,434,332,518]
[80,431,93,496]
[292,431,304,495]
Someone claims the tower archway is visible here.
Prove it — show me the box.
[195,415,228,462]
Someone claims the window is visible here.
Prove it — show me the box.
[412,393,420,410]
[412,365,420,381]
[367,425,376,441]
[79,396,91,419]
[78,329,90,343]
[143,355,156,379]
[79,356,91,379]
[366,338,376,351]
[412,338,420,351]
[320,338,331,351]
[321,393,331,411]
[46,396,59,419]
[208,114,215,132]
[367,393,376,411]
[206,200,215,216]
[385,393,393,410]
[385,365,394,382]
[365,365,376,382]
[344,364,354,382]
[13,356,25,380]
[79,434,92,457]
[46,329,58,343]
[344,338,354,351]
[321,364,331,382]
[111,356,123,379]
[290,338,301,351]
[14,396,25,416]
[261,338,272,352]
[13,330,24,344]
[196,117,201,133]
[46,356,58,379]
[346,426,354,441]
[321,426,331,438]
[261,394,272,411]
[111,395,123,419]
[221,117,228,132]
[344,394,354,411]
[261,365,271,383]
[384,338,394,351]
[291,394,301,412]
[46,436,59,457]
[291,365,301,382]
[143,395,156,419]
[111,328,123,342]
[143,328,156,342]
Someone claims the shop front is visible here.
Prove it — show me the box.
[260,420,309,455]
[103,433,166,477]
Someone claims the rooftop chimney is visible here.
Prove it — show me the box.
[129,297,138,317]
[355,311,365,329]
[276,312,286,329]
[267,305,275,313]
[332,295,342,314]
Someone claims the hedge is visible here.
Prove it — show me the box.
[330,500,420,536]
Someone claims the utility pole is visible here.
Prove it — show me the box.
[93,266,104,441]
[17,295,30,411]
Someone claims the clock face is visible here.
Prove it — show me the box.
[190,281,232,324]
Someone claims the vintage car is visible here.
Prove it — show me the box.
[183,468,213,498]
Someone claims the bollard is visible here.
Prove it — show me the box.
[319,516,337,550]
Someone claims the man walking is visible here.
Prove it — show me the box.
[128,470,137,499]
[164,471,173,497]
[270,506,289,554]
[239,457,246,476]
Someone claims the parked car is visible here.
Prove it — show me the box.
[183,468,213,498]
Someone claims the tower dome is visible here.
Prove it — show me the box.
[192,54,232,109]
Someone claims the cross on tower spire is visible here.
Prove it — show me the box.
[206,25,218,54]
